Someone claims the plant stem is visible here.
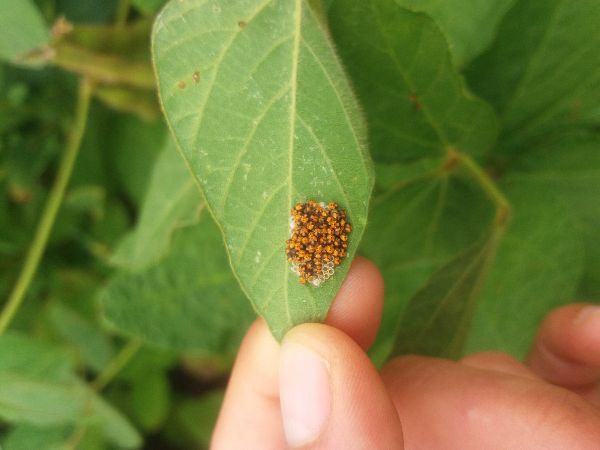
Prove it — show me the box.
[115,0,131,28]
[92,338,142,391]
[53,43,156,90]
[0,78,93,335]
[449,148,511,226]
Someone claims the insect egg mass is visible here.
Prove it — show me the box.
[285,200,352,286]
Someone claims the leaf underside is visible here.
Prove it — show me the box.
[153,0,373,339]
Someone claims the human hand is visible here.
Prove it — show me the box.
[212,257,600,449]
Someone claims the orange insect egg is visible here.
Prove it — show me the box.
[285,200,352,286]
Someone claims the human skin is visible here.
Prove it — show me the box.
[212,257,600,449]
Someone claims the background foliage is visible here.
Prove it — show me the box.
[0,0,598,447]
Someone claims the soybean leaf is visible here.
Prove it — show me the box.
[133,0,168,14]
[466,180,584,357]
[390,225,502,359]
[0,334,140,447]
[90,393,142,449]
[0,374,87,426]
[362,170,495,360]
[0,333,74,382]
[507,131,600,299]
[172,390,224,449]
[111,140,203,271]
[153,0,373,339]
[467,0,600,152]
[327,0,497,163]
[102,213,255,355]
[3,425,70,450]
[395,0,517,66]
[48,304,116,374]
[0,0,48,65]
[130,371,171,431]
[107,114,168,206]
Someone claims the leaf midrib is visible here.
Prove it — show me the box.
[283,0,303,326]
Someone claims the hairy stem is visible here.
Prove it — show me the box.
[0,78,93,335]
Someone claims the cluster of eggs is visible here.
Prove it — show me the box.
[285,200,352,286]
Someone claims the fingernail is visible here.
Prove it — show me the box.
[280,342,331,447]
[575,305,600,328]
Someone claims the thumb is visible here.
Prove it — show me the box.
[279,323,404,449]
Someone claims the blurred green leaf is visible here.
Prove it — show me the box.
[111,140,202,271]
[362,168,495,361]
[0,373,86,426]
[90,393,142,449]
[3,424,69,450]
[395,0,516,66]
[467,0,600,152]
[0,334,140,447]
[55,0,119,24]
[391,225,502,359]
[130,371,171,431]
[107,114,167,206]
[0,332,74,381]
[48,303,115,374]
[133,0,168,14]
[507,131,600,299]
[327,0,497,163]
[172,390,223,449]
[102,213,255,355]
[0,0,49,65]
[466,180,584,357]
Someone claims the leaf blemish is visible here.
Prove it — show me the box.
[409,94,421,111]
[177,80,186,89]
[238,20,247,28]
[193,71,200,84]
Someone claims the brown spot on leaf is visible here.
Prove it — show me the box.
[409,94,421,111]
[192,71,200,84]
[177,80,186,89]
[238,20,247,28]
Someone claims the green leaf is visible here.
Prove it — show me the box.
[172,390,224,448]
[0,0,49,65]
[0,334,140,447]
[89,393,142,449]
[0,373,86,426]
[48,303,116,374]
[390,226,503,359]
[133,0,168,14]
[107,114,168,206]
[395,0,517,66]
[102,213,255,355]
[466,180,585,357]
[111,140,203,271]
[507,131,600,299]
[361,167,495,361]
[3,424,70,450]
[466,0,600,151]
[153,0,373,339]
[327,0,497,163]
[130,371,171,431]
[0,333,74,382]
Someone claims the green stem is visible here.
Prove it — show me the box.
[0,79,93,335]
[450,149,511,226]
[92,338,142,391]
[115,0,131,28]
[53,43,156,90]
